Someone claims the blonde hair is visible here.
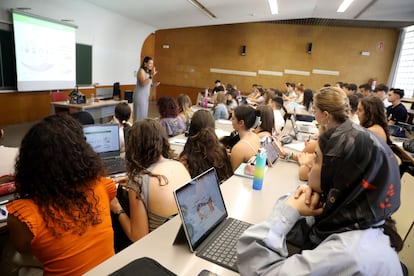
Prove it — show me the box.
[314,86,350,124]
[213,92,226,108]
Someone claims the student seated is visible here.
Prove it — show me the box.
[387,88,408,125]
[180,110,233,183]
[157,96,186,137]
[229,105,261,170]
[237,111,403,275]
[274,87,350,181]
[212,92,229,120]
[110,119,191,242]
[358,96,392,144]
[7,115,117,275]
[177,93,194,131]
[110,102,132,153]
[254,105,275,139]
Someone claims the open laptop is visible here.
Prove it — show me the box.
[83,124,126,175]
[173,167,251,272]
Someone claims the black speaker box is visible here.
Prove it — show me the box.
[241,45,246,56]
[307,43,312,54]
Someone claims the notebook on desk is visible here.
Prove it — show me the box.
[83,124,126,175]
[173,167,251,272]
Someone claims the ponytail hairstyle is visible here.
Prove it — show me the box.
[114,102,131,128]
[234,105,260,130]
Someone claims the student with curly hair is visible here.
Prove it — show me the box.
[110,119,191,241]
[157,96,186,137]
[7,115,116,275]
[180,110,233,183]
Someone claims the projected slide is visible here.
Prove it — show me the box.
[13,12,76,91]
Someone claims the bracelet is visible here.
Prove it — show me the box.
[114,209,126,219]
[284,151,293,161]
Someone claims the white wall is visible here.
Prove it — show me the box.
[0,0,155,86]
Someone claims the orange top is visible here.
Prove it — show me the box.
[7,177,117,276]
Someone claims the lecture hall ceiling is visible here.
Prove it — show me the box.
[85,0,414,29]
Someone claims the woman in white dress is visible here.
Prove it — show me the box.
[133,56,157,121]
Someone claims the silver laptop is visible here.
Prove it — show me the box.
[83,124,126,175]
[173,167,251,272]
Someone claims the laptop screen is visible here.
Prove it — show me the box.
[83,124,120,157]
[174,167,228,251]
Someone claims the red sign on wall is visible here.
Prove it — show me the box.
[377,41,384,52]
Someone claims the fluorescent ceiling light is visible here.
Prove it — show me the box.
[187,0,216,19]
[268,0,278,15]
[337,0,355,12]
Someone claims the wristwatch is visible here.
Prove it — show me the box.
[115,209,126,219]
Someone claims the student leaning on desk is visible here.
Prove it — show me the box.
[237,87,405,275]
[7,115,117,276]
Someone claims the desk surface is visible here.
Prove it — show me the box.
[86,159,302,275]
[51,99,126,109]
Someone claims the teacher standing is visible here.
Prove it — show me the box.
[133,56,157,121]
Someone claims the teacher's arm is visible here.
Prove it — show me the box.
[137,68,151,86]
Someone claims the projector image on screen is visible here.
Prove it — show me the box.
[12,11,77,92]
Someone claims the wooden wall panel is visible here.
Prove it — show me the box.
[154,23,399,93]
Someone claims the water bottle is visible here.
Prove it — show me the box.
[203,88,209,108]
[90,93,95,104]
[252,148,267,190]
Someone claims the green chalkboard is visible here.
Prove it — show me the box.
[0,30,17,89]
[76,43,92,85]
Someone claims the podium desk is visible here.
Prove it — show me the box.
[50,100,127,123]
[86,160,303,276]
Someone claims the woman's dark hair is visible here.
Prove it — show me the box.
[359,96,391,144]
[348,94,359,113]
[188,109,215,136]
[14,115,105,237]
[115,102,131,127]
[140,56,153,72]
[180,128,233,183]
[256,105,274,134]
[157,96,179,118]
[272,96,288,115]
[234,105,260,130]
[125,119,175,193]
[303,89,313,111]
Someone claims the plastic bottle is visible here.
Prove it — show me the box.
[252,147,267,190]
[203,88,209,108]
[90,93,95,104]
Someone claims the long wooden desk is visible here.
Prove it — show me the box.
[86,159,303,275]
[50,99,127,123]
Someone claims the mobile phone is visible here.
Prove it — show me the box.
[197,269,220,276]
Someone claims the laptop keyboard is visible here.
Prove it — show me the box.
[103,158,126,175]
[197,218,251,272]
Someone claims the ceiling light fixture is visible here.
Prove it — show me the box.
[337,0,355,12]
[187,0,216,19]
[268,0,278,15]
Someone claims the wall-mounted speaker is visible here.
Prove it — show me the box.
[307,42,313,54]
[241,45,246,56]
